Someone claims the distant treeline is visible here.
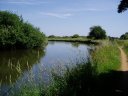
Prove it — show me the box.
[0,11,46,49]
[48,25,128,40]
[48,34,87,38]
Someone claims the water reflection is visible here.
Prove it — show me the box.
[0,41,90,95]
[71,42,80,48]
[0,49,45,85]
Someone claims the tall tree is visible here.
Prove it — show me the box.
[118,0,128,13]
[120,32,128,39]
[88,26,107,39]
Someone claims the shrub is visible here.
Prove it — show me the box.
[0,11,46,49]
[72,34,79,38]
[48,35,56,38]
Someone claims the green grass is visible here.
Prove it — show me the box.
[91,41,121,73]
[42,61,97,96]
[48,37,100,45]
[41,42,121,95]
[122,41,128,55]
[48,37,88,42]
[116,40,128,55]
[9,41,122,96]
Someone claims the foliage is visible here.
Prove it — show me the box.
[0,11,46,49]
[48,35,56,38]
[91,42,120,73]
[71,34,79,38]
[42,44,121,96]
[88,26,107,39]
[8,41,122,96]
[118,0,128,13]
[120,32,128,39]
[43,62,97,96]
[118,40,128,54]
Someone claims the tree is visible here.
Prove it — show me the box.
[120,32,128,39]
[72,34,79,38]
[48,35,56,38]
[118,0,128,13]
[88,26,107,39]
[0,11,46,49]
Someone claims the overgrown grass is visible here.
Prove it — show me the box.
[41,43,121,95]
[118,40,128,55]
[42,61,97,96]
[116,40,128,55]
[92,41,121,73]
[7,41,122,96]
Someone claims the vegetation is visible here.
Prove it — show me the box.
[43,61,96,96]
[71,34,79,38]
[0,11,46,49]
[48,35,56,38]
[40,41,121,96]
[91,41,121,73]
[8,40,122,96]
[118,0,128,13]
[120,32,128,39]
[48,36,87,42]
[88,26,107,39]
[47,36,100,45]
[116,40,128,54]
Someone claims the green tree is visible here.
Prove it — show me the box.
[72,34,79,38]
[118,0,128,13]
[88,26,107,39]
[48,35,56,38]
[0,11,46,49]
[120,32,128,39]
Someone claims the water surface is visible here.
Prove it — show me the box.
[0,41,90,95]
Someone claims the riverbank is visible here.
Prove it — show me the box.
[8,40,127,96]
[48,37,99,45]
[91,41,121,73]
[40,41,122,96]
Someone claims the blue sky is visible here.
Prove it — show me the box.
[0,0,128,37]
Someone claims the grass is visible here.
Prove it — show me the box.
[42,61,96,96]
[41,44,121,96]
[48,37,100,45]
[116,40,128,55]
[41,41,121,96]
[91,41,121,73]
[117,40,128,55]
[3,40,123,96]
[48,37,88,41]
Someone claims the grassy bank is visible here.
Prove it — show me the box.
[48,37,99,45]
[116,40,128,54]
[48,37,87,41]
[9,41,122,96]
[42,41,121,96]
[92,41,121,73]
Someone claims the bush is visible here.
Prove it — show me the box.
[48,35,56,38]
[72,34,79,38]
[0,11,46,49]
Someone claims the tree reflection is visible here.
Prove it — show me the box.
[0,49,45,84]
[71,42,80,48]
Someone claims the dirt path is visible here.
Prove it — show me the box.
[119,47,128,71]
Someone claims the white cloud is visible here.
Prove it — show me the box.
[41,12,73,19]
[64,8,105,12]
[5,1,48,5]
